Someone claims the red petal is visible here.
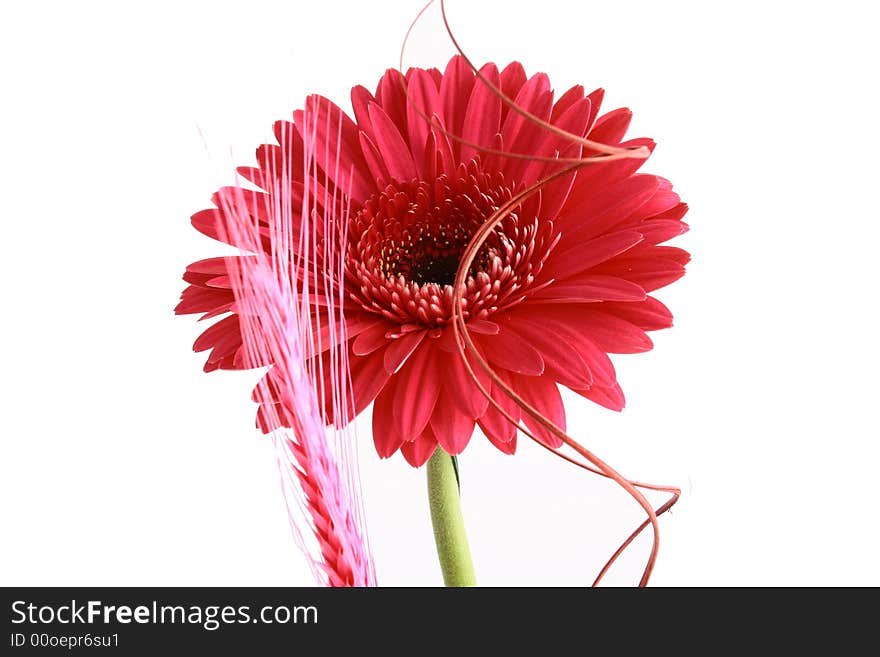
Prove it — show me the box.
[439,56,475,158]
[499,61,527,124]
[543,230,645,281]
[487,430,517,454]
[357,132,391,187]
[510,306,620,385]
[631,192,681,224]
[350,350,392,415]
[368,102,418,182]
[443,347,491,419]
[375,69,409,136]
[541,306,653,354]
[635,219,688,246]
[550,84,585,123]
[575,381,626,411]
[183,256,230,277]
[599,296,674,331]
[587,107,632,146]
[190,208,225,243]
[524,95,595,216]
[295,95,374,203]
[383,329,426,374]
[400,426,439,467]
[557,174,660,240]
[569,137,655,190]
[211,187,272,224]
[476,374,521,447]
[405,69,441,174]
[350,84,376,136]
[193,314,240,354]
[476,328,544,376]
[584,88,605,132]
[593,256,687,292]
[429,116,456,176]
[175,285,234,316]
[430,386,477,454]
[500,73,552,181]
[392,343,441,441]
[303,311,379,359]
[236,166,264,188]
[460,63,501,163]
[494,316,592,389]
[642,245,691,266]
[351,319,394,356]
[372,379,404,458]
[529,275,646,303]
[511,373,565,449]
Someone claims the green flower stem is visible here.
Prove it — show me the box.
[426,447,477,587]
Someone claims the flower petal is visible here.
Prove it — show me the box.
[372,378,404,458]
[493,317,592,389]
[460,63,501,163]
[175,286,233,317]
[375,68,409,136]
[442,346,491,419]
[511,373,565,449]
[430,386,477,455]
[575,381,626,411]
[383,329,426,374]
[557,174,661,240]
[635,218,688,246]
[525,95,595,217]
[537,305,654,354]
[400,425,439,467]
[405,68,441,173]
[357,132,391,186]
[368,102,418,182]
[588,107,632,146]
[500,73,552,181]
[294,95,374,202]
[543,230,645,281]
[569,137,655,190]
[593,255,687,292]
[393,343,441,441]
[350,350,392,415]
[529,275,647,303]
[439,55,475,157]
[193,314,240,354]
[477,374,521,448]
[499,61,527,123]
[350,85,376,137]
[550,84,585,123]
[476,328,544,376]
[599,297,674,331]
[352,319,395,356]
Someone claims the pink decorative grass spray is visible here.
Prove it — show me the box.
[206,101,376,586]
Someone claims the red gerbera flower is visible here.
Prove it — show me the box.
[176,55,689,468]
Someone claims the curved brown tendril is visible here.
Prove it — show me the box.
[450,168,668,587]
[532,439,680,586]
[398,1,651,166]
[400,0,681,586]
[401,1,650,161]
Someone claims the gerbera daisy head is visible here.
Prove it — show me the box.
[176,55,689,467]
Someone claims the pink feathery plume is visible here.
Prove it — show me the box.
[214,100,376,587]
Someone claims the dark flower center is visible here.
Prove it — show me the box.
[352,166,506,288]
[377,213,481,287]
[346,160,555,326]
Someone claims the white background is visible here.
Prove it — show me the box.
[1,0,878,586]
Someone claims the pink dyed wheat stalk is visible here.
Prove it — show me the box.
[214,99,376,586]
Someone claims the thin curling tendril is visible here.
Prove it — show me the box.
[400,0,681,587]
